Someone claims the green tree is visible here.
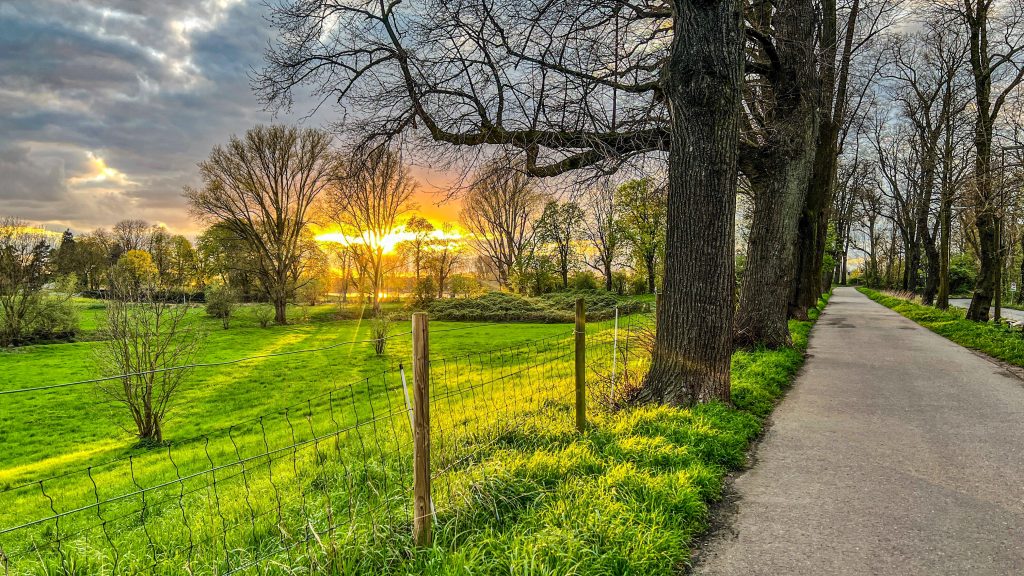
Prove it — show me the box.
[617,178,667,294]
[536,200,584,289]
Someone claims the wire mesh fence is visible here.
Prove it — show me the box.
[0,301,655,575]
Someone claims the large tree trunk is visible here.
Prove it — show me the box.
[735,0,818,348]
[936,157,954,309]
[636,0,743,405]
[274,297,288,324]
[923,230,940,305]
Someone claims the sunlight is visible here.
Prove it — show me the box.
[315,221,463,255]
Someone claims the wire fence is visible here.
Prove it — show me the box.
[0,301,655,575]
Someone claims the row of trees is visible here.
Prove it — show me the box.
[823,4,1024,320]
[249,0,1024,406]
[460,168,667,295]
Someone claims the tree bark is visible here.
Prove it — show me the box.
[635,0,743,405]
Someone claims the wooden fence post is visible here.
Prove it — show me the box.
[575,298,586,432]
[411,312,432,547]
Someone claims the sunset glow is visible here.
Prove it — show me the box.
[315,222,464,255]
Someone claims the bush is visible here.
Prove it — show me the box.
[568,271,599,291]
[253,303,274,328]
[205,284,237,329]
[949,253,978,295]
[410,277,437,308]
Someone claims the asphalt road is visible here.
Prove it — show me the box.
[691,287,1024,575]
[950,297,1024,324]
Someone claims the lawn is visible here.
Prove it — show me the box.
[858,287,1024,367]
[0,293,828,575]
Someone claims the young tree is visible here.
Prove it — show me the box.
[113,250,158,292]
[186,125,335,324]
[323,147,416,313]
[536,200,584,289]
[616,178,667,295]
[461,163,545,290]
[583,181,624,291]
[425,224,463,298]
[96,283,203,445]
[259,0,746,404]
[402,215,435,281]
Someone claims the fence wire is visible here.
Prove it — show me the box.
[0,306,655,575]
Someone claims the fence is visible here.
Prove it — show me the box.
[0,299,655,575]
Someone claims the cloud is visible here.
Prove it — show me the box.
[0,0,329,234]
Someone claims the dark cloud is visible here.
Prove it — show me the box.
[0,0,329,233]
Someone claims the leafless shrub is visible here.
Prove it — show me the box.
[95,284,204,446]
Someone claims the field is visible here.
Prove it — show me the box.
[0,293,825,575]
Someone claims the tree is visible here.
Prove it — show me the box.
[583,181,624,291]
[616,178,666,295]
[954,0,1024,320]
[790,0,899,317]
[0,218,63,345]
[96,283,203,445]
[402,215,435,281]
[536,200,584,289]
[461,162,545,290]
[259,0,746,404]
[734,0,822,348]
[113,250,158,292]
[425,224,463,298]
[112,219,150,257]
[323,147,416,313]
[186,125,335,324]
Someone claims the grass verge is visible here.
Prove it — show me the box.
[858,287,1024,367]
[391,292,831,575]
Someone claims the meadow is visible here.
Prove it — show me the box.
[0,293,826,575]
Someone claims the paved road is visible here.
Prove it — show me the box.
[950,297,1024,324]
[692,287,1024,576]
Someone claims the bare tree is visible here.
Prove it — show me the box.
[112,219,150,256]
[95,283,203,445]
[258,0,746,404]
[948,0,1024,320]
[426,224,464,298]
[583,181,624,292]
[324,147,416,312]
[461,162,545,290]
[791,0,901,317]
[185,125,334,324]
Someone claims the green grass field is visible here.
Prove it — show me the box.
[0,294,827,575]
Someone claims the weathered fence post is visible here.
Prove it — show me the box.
[411,312,432,547]
[575,298,586,432]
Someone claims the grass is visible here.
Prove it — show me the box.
[0,293,829,575]
[859,287,1024,366]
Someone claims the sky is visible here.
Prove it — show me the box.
[0,0,457,236]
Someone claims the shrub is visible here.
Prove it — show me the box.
[411,276,437,308]
[568,271,600,291]
[371,313,391,355]
[253,303,274,328]
[205,284,237,329]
